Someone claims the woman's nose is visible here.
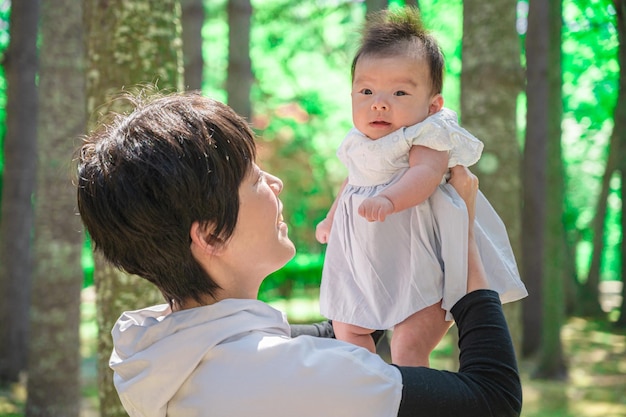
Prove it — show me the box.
[267,174,283,195]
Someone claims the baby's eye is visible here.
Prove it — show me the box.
[394,91,408,96]
[360,88,373,95]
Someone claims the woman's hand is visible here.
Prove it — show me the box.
[448,165,478,225]
[448,165,487,292]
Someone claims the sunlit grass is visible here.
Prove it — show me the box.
[521,317,626,417]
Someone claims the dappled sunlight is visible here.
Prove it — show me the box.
[521,317,626,417]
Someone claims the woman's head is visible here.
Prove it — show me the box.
[77,92,257,306]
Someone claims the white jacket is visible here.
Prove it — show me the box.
[110,298,403,417]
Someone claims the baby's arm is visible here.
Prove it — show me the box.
[358,145,448,222]
[316,178,348,243]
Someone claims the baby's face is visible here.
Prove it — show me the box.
[351,54,441,140]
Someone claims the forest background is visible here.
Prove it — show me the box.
[0,0,625,416]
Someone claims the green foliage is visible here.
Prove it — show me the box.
[201,0,623,294]
[560,1,620,281]
[419,0,463,111]
[0,0,621,294]
[249,1,361,253]
[202,0,228,103]
[259,252,324,301]
[202,0,464,261]
[82,234,94,288]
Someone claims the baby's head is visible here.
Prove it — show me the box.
[352,7,444,96]
[350,7,445,139]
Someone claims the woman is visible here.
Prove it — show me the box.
[77,91,522,417]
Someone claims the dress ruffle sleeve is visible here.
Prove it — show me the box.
[402,108,484,168]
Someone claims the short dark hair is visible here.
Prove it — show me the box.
[77,92,256,306]
[351,7,445,95]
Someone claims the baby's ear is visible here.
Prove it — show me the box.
[190,221,223,256]
[428,94,444,115]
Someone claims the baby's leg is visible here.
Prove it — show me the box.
[332,321,376,353]
[390,301,451,367]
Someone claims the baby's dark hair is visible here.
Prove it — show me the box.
[76,91,256,307]
[351,7,444,96]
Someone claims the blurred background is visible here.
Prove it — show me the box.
[0,0,624,416]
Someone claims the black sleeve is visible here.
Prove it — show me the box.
[395,290,522,417]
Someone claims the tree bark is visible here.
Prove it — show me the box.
[461,0,525,351]
[25,0,85,414]
[84,1,183,415]
[532,0,568,380]
[0,0,38,385]
[181,0,205,90]
[521,0,547,357]
[365,0,388,13]
[227,0,252,119]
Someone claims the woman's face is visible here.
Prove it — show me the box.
[224,164,296,281]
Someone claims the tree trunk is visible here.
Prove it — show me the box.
[533,0,568,380]
[181,0,205,90]
[461,0,525,351]
[25,0,85,414]
[0,0,38,385]
[227,0,252,119]
[579,116,616,318]
[85,0,184,116]
[84,1,183,415]
[581,41,618,317]
[521,1,547,357]
[365,0,388,13]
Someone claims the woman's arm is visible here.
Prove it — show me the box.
[358,145,448,222]
[395,291,521,417]
[395,166,521,417]
[290,321,387,346]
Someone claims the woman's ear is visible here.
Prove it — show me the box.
[428,94,444,115]
[190,221,223,256]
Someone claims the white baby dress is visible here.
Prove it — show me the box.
[319,108,528,329]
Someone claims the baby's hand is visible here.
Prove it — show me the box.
[358,195,394,222]
[316,218,333,244]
